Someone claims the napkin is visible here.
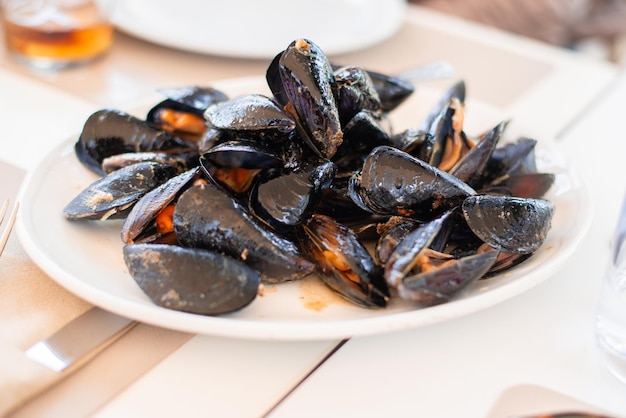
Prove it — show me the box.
[0,160,194,417]
[0,161,93,416]
[486,384,616,417]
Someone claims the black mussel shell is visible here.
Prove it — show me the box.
[389,128,430,156]
[419,100,456,167]
[121,167,200,244]
[75,109,191,176]
[249,160,336,234]
[449,120,508,185]
[157,86,229,110]
[488,172,555,199]
[64,162,179,221]
[333,110,390,173]
[334,65,381,124]
[101,148,199,174]
[201,139,284,170]
[375,216,421,266]
[314,173,383,227]
[173,183,316,283]
[204,94,295,137]
[124,244,260,315]
[484,251,532,277]
[397,250,498,306]
[146,99,208,142]
[364,69,415,112]
[266,50,288,107]
[297,213,389,308]
[198,127,226,153]
[349,146,475,219]
[462,195,555,254]
[478,137,538,186]
[384,211,455,288]
[200,139,285,195]
[278,38,343,159]
[419,80,465,132]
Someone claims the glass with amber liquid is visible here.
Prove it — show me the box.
[1,0,114,69]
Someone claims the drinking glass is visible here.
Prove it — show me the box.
[0,0,114,70]
[595,193,626,383]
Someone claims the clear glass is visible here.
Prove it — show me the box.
[0,0,114,70]
[595,195,626,384]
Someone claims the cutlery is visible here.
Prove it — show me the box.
[0,198,19,255]
[25,307,137,373]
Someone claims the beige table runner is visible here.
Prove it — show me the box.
[0,161,192,416]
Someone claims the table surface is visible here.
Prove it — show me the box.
[2,5,626,417]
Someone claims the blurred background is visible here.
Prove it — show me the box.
[413,0,626,63]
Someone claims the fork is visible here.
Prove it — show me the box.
[0,198,19,256]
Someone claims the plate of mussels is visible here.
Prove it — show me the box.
[17,39,591,340]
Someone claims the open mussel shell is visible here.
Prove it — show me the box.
[199,139,285,195]
[462,195,555,254]
[121,167,200,244]
[278,38,343,159]
[147,86,229,140]
[349,145,475,219]
[449,120,509,185]
[383,210,456,288]
[477,137,538,187]
[124,244,260,315]
[419,79,465,133]
[75,109,191,176]
[397,250,499,307]
[419,101,456,167]
[173,182,315,283]
[249,160,336,234]
[375,217,421,266]
[297,213,389,308]
[146,99,208,142]
[64,162,179,221]
[201,139,284,169]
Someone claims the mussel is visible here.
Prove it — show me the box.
[278,38,343,159]
[124,244,260,315]
[173,182,316,284]
[348,145,476,219]
[64,162,179,221]
[462,195,554,254]
[75,109,193,176]
[297,213,389,308]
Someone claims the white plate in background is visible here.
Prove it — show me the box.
[109,0,407,58]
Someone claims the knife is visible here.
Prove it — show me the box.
[25,307,136,373]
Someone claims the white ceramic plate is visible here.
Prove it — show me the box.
[109,0,407,58]
[17,77,591,341]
